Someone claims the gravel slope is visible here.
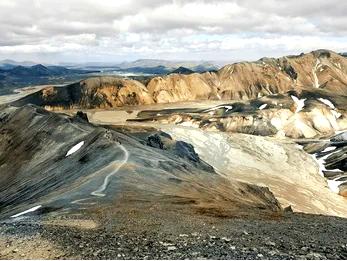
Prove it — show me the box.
[1,211,347,260]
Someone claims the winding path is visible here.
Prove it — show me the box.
[91,144,129,197]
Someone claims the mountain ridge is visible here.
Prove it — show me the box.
[0,64,98,77]
[12,49,347,109]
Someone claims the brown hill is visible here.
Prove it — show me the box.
[149,49,347,103]
[11,50,347,109]
[12,77,153,109]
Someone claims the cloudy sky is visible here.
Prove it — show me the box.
[0,0,346,63]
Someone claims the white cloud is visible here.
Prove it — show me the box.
[0,0,346,62]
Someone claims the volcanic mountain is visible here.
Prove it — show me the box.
[11,49,347,109]
[0,104,281,219]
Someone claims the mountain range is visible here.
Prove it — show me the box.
[64,59,221,72]
[0,59,221,95]
[0,59,37,69]
[0,64,97,77]
[0,63,100,95]
[13,49,347,109]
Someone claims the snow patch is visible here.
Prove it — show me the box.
[327,178,345,194]
[180,121,199,128]
[312,150,343,178]
[204,105,233,113]
[66,141,85,157]
[291,95,306,113]
[322,146,336,153]
[331,110,342,119]
[11,205,42,218]
[295,144,304,150]
[318,98,335,109]
[327,168,344,173]
[312,154,328,177]
[258,104,267,110]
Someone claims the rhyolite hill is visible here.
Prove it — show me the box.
[12,49,347,109]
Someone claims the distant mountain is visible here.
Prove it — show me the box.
[0,59,37,68]
[118,59,219,71]
[7,65,36,76]
[59,59,220,75]
[8,64,51,77]
[0,64,98,78]
[170,66,195,75]
[0,63,17,70]
[31,64,51,75]
[0,70,5,80]
[0,64,100,95]
[46,65,71,75]
[112,60,219,75]
[192,64,218,73]
[1,59,222,74]
[120,65,170,75]
[117,59,175,69]
[116,64,216,76]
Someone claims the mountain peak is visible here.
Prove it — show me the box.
[311,49,336,58]
[170,66,195,75]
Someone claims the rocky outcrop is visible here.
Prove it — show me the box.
[147,72,217,103]
[11,50,347,109]
[301,132,347,197]
[133,90,347,139]
[160,125,347,217]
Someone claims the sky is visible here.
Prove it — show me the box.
[0,0,347,64]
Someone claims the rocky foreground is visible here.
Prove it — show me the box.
[1,211,347,260]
